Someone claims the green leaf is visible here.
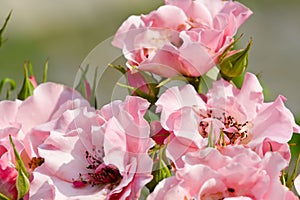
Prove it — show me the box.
[207,123,215,148]
[285,133,300,189]
[116,82,136,91]
[157,75,189,88]
[0,10,12,48]
[75,65,90,96]
[108,63,127,74]
[218,130,227,147]
[289,132,300,159]
[90,66,98,108]
[9,136,29,178]
[155,159,171,182]
[16,169,30,200]
[17,62,35,100]
[146,146,172,192]
[0,193,11,200]
[286,153,300,190]
[0,78,16,99]
[9,136,30,200]
[146,158,171,192]
[43,60,49,83]
[75,65,98,108]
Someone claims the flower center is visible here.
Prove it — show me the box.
[28,157,44,171]
[222,112,250,144]
[73,151,122,189]
[197,109,252,146]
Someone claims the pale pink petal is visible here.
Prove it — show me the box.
[16,82,88,133]
[98,100,122,121]
[156,84,206,129]
[29,168,55,200]
[284,190,299,200]
[166,133,204,168]
[119,96,150,127]
[178,31,218,76]
[236,73,264,121]
[141,5,188,30]
[0,100,21,128]
[206,78,235,111]
[257,138,291,163]
[30,167,106,200]
[177,164,222,196]
[103,118,127,164]
[38,130,88,181]
[184,147,230,170]
[174,0,213,25]
[112,15,145,48]
[200,29,225,51]
[251,96,295,144]
[259,153,288,200]
[147,177,186,200]
[25,106,96,158]
[138,46,186,77]
[220,1,253,35]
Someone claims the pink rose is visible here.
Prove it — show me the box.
[148,146,297,199]
[0,83,90,199]
[156,73,299,167]
[112,0,252,77]
[29,107,107,199]
[30,96,154,199]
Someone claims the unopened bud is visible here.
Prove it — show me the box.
[127,69,159,105]
[17,62,35,100]
[219,39,252,81]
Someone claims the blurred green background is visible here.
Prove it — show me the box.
[0,0,300,117]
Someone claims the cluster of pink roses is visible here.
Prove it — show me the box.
[1,0,300,199]
[1,83,154,199]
